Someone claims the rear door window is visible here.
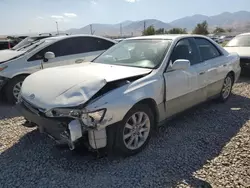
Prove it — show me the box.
[194,38,221,61]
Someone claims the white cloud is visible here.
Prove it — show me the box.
[125,0,138,2]
[63,13,77,18]
[51,15,64,19]
[90,0,97,5]
[36,16,44,20]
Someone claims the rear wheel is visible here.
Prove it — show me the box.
[111,104,154,157]
[217,73,234,102]
[5,75,27,104]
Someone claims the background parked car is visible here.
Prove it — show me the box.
[0,34,117,104]
[0,39,16,50]
[224,32,250,75]
[18,34,241,157]
[11,33,54,50]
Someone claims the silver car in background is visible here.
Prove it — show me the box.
[0,35,116,104]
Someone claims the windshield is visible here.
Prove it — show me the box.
[93,39,171,69]
[226,35,250,47]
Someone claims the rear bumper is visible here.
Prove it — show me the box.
[240,58,250,71]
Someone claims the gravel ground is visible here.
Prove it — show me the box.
[0,78,250,188]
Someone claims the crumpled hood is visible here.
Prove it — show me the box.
[21,62,152,110]
[224,47,250,57]
[0,49,25,63]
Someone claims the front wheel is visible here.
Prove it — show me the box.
[111,104,154,157]
[5,75,27,104]
[217,73,234,102]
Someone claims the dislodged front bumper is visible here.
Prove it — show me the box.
[16,100,85,150]
[16,100,108,150]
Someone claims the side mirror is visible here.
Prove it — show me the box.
[43,52,55,62]
[172,59,190,70]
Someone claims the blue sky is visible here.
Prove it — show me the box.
[0,0,249,35]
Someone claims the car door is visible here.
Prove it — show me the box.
[27,37,115,69]
[164,38,204,118]
[27,38,79,69]
[194,37,227,98]
[75,37,115,62]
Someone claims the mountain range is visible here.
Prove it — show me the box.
[67,11,250,36]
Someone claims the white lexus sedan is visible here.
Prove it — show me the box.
[17,34,241,157]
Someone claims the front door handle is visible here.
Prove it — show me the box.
[199,71,206,75]
[75,59,85,64]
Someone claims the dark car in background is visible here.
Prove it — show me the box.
[0,40,16,50]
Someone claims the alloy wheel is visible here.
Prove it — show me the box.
[123,111,151,150]
[222,76,232,99]
[13,81,23,100]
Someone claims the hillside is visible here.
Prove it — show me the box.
[66,11,250,36]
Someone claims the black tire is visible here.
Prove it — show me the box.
[110,104,154,157]
[217,73,234,102]
[5,75,27,104]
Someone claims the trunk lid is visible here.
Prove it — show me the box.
[224,47,250,57]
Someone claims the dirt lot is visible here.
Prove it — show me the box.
[0,78,250,188]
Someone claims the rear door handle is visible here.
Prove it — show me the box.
[199,71,206,75]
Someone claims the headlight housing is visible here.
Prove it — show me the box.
[45,108,106,127]
[45,108,82,118]
[81,109,106,127]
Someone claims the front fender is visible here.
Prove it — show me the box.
[85,74,164,129]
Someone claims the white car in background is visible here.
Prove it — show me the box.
[0,35,116,103]
[18,34,241,156]
[224,33,250,75]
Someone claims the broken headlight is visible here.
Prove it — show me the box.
[81,109,106,127]
[45,108,82,118]
[45,108,107,127]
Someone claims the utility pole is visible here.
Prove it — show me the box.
[143,21,146,33]
[56,21,59,35]
[120,23,123,37]
[90,24,95,35]
[90,24,93,35]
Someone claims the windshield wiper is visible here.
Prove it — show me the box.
[16,40,41,51]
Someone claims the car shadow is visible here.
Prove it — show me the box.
[0,92,249,188]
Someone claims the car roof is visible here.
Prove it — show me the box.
[125,34,211,41]
[44,34,117,43]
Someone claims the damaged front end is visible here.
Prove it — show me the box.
[18,74,148,151]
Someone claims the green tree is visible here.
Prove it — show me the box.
[167,28,187,34]
[226,28,232,33]
[155,28,165,34]
[192,21,209,35]
[142,25,155,36]
[213,27,226,34]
